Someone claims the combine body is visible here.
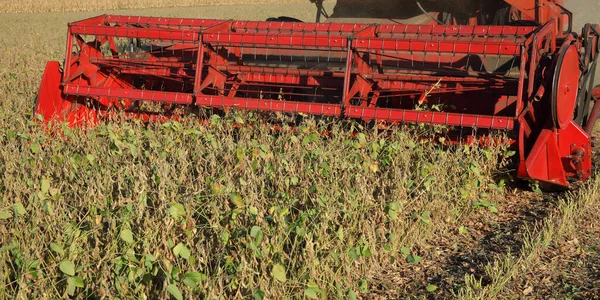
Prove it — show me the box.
[35,0,600,187]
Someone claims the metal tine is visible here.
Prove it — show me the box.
[419,24,426,69]
[508,45,518,75]
[466,40,472,72]
[493,33,504,72]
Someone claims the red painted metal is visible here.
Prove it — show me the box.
[552,42,580,129]
[34,0,600,188]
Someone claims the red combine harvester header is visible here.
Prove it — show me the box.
[35,0,600,188]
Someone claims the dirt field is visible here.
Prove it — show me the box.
[1,1,600,299]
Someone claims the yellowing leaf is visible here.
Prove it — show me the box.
[14,202,26,216]
[0,210,11,220]
[230,193,244,207]
[271,263,287,283]
[41,179,50,194]
[168,203,186,220]
[50,242,65,255]
[120,229,134,244]
[304,286,321,299]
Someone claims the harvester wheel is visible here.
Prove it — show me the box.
[551,42,581,130]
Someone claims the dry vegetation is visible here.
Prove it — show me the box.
[1,3,600,299]
[0,0,305,14]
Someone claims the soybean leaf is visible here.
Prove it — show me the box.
[59,260,75,276]
[14,203,26,216]
[271,263,287,283]
[406,254,423,265]
[253,289,265,300]
[427,284,438,292]
[166,284,183,300]
[41,179,50,194]
[0,210,11,220]
[173,243,190,260]
[182,272,206,288]
[120,229,134,244]
[304,287,320,299]
[50,242,65,255]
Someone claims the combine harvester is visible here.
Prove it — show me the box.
[35,0,600,188]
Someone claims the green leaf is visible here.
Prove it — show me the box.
[182,272,207,288]
[360,244,372,257]
[184,271,207,282]
[458,226,468,235]
[419,211,431,225]
[166,284,183,300]
[250,226,264,244]
[531,183,543,195]
[290,176,299,186]
[347,289,357,300]
[253,289,265,300]
[66,277,76,296]
[348,248,360,260]
[271,263,287,283]
[386,201,401,220]
[173,243,191,260]
[304,287,321,299]
[426,283,438,292]
[85,154,95,162]
[41,179,50,194]
[406,254,423,265]
[400,247,410,256]
[221,230,230,244]
[336,227,344,241]
[168,203,186,220]
[250,226,261,237]
[14,202,26,216]
[50,242,65,255]
[70,276,85,287]
[120,229,134,244]
[0,210,11,220]
[60,260,75,276]
[31,142,40,154]
[358,279,368,292]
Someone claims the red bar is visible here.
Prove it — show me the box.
[103,15,223,29]
[346,106,514,130]
[70,25,199,42]
[69,15,107,26]
[353,37,521,55]
[202,32,348,48]
[63,85,194,105]
[196,95,342,116]
[377,23,536,37]
[233,21,371,34]
[97,15,536,38]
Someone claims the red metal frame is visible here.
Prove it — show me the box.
[34,9,599,188]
